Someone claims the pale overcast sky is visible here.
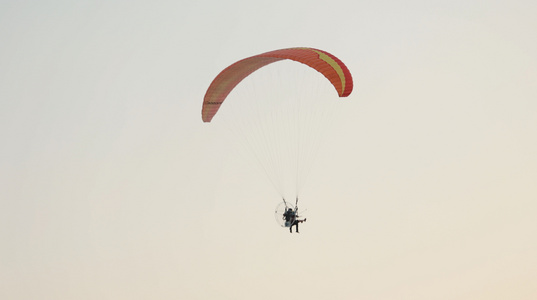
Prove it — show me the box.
[1,1,536,299]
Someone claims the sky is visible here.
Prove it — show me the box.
[1,0,536,299]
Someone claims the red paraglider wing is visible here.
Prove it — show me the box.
[202,47,353,122]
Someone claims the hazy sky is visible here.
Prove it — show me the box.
[1,1,536,299]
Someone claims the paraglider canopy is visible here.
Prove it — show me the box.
[202,47,353,122]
